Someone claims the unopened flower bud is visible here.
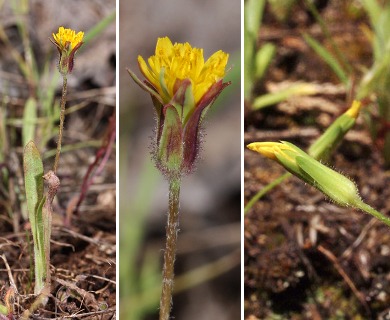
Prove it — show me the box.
[309,100,362,160]
[247,141,362,207]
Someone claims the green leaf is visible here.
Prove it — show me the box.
[23,141,44,224]
[23,140,46,294]
[22,98,37,147]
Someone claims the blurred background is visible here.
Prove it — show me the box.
[119,1,241,319]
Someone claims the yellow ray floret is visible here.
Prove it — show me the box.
[247,142,297,161]
[52,26,84,51]
[138,37,228,104]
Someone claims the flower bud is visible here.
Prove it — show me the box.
[308,100,362,160]
[247,141,362,207]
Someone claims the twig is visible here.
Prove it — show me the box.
[54,277,98,311]
[85,274,116,285]
[318,245,370,315]
[55,226,112,251]
[0,254,18,294]
[30,307,116,319]
[342,218,377,259]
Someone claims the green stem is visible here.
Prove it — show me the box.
[355,200,390,228]
[53,75,67,174]
[160,177,181,320]
[244,172,291,214]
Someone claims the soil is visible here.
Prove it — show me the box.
[0,2,116,319]
[245,1,390,319]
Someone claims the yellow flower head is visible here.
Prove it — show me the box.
[51,26,84,74]
[128,37,231,176]
[138,37,229,104]
[52,27,84,52]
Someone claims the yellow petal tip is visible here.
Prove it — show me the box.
[345,100,362,119]
[247,142,278,160]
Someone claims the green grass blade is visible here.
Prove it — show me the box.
[244,30,255,100]
[303,33,348,84]
[361,0,381,27]
[244,0,266,100]
[83,11,115,45]
[254,43,276,80]
[252,82,319,110]
[245,0,265,37]
[244,172,291,214]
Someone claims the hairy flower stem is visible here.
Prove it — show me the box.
[355,201,390,228]
[53,75,67,174]
[160,177,181,320]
